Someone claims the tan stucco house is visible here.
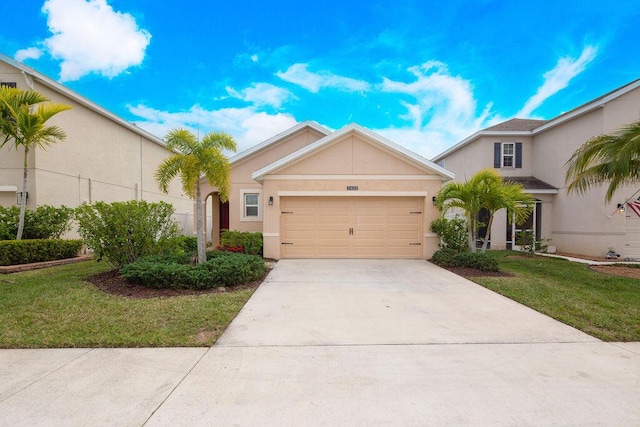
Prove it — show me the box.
[0,54,193,229]
[432,79,640,259]
[202,122,454,259]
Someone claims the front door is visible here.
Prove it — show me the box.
[511,200,541,251]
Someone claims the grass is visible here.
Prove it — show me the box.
[0,260,257,348]
[469,251,640,341]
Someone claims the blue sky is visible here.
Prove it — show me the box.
[2,0,639,158]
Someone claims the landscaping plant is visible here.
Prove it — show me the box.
[74,200,181,268]
[0,205,73,240]
[120,251,266,289]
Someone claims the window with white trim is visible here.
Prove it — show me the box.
[244,193,259,217]
[502,142,515,167]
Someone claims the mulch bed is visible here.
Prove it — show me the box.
[85,269,263,299]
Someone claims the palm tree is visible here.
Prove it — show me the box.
[436,175,482,252]
[155,128,237,263]
[478,173,534,253]
[0,87,71,240]
[436,169,534,253]
[566,121,640,203]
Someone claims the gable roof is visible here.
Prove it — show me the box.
[484,118,548,132]
[229,120,330,165]
[252,123,455,182]
[433,78,640,162]
[0,53,167,148]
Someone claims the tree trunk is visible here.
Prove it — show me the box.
[481,214,494,254]
[467,213,476,253]
[16,147,29,240]
[195,182,206,264]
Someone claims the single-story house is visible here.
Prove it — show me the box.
[201,122,454,259]
[0,54,194,230]
[432,78,640,259]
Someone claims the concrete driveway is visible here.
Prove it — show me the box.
[1,259,640,426]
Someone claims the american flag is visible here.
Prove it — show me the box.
[627,199,640,217]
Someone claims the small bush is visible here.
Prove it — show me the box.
[429,216,469,252]
[452,252,499,271]
[75,201,181,268]
[220,230,263,256]
[0,239,83,266]
[0,205,73,240]
[120,253,266,289]
[431,248,458,267]
[431,249,499,271]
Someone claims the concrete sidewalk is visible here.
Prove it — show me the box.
[1,260,639,426]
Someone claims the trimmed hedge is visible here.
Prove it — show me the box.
[0,205,73,240]
[431,248,499,271]
[120,252,266,289]
[220,230,263,256]
[0,239,83,266]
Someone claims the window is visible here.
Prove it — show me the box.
[502,143,514,167]
[494,142,522,169]
[244,193,259,217]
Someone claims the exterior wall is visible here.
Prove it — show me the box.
[0,61,194,234]
[441,136,534,180]
[532,87,640,257]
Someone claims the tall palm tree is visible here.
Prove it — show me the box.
[0,87,71,240]
[566,121,640,203]
[155,128,237,263]
[436,169,534,253]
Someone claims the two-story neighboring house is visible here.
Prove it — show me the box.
[0,54,194,231]
[432,79,640,259]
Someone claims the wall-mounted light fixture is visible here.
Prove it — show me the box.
[432,196,437,206]
[617,203,625,212]
[268,196,273,206]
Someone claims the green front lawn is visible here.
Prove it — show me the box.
[0,261,257,348]
[468,252,640,341]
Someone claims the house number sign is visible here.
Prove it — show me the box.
[347,186,358,191]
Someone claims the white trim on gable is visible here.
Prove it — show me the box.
[229,121,330,166]
[252,123,455,182]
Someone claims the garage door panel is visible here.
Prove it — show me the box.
[280,197,424,259]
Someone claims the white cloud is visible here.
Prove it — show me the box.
[33,0,152,81]
[14,47,43,62]
[276,63,371,93]
[517,45,598,117]
[379,61,499,158]
[226,83,296,108]
[127,103,298,154]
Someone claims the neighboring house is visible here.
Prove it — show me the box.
[201,122,454,259]
[432,79,640,259]
[0,54,194,231]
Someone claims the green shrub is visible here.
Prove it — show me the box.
[429,216,469,252]
[74,201,181,268]
[220,230,263,256]
[0,205,73,240]
[120,252,266,289]
[0,239,83,266]
[430,248,458,267]
[453,252,499,271]
[431,249,499,271]
[166,236,198,257]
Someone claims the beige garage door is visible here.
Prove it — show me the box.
[280,197,424,258]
